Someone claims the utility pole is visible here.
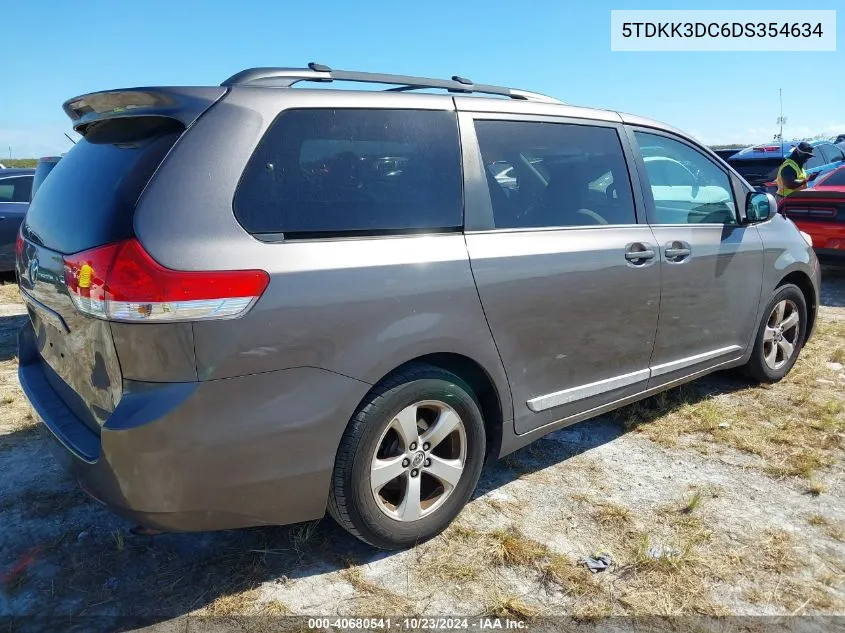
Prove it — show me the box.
[775,88,787,144]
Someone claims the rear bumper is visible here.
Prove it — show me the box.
[18,323,370,531]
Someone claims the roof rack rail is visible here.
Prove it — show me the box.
[221,63,563,104]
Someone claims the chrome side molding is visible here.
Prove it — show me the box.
[526,345,743,413]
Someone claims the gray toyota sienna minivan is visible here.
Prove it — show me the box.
[17,64,820,549]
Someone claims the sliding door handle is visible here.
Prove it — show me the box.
[624,243,656,265]
[664,247,691,258]
[625,249,655,261]
[664,241,692,262]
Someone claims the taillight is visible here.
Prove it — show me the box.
[15,231,23,261]
[62,238,269,322]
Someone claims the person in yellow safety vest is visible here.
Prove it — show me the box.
[775,141,816,202]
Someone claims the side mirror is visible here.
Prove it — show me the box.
[745,191,777,223]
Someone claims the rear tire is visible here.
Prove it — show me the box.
[328,364,486,550]
[744,284,807,383]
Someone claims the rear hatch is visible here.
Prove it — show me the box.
[17,87,225,433]
[727,157,783,188]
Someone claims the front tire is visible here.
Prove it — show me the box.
[328,364,486,550]
[745,284,807,383]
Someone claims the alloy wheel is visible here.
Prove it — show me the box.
[763,299,801,371]
[370,400,467,521]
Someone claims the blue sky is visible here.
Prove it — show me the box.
[1,0,842,157]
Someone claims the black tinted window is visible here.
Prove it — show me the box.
[473,121,637,229]
[25,117,183,254]
[0,176,33,203]
[234,109,462,237]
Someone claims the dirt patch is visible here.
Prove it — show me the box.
[0,270,844,631]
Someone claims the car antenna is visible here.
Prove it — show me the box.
[64,133,76,145]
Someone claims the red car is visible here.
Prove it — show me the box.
[778,165,845,261]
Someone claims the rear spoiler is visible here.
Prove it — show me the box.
[780,189,845,202]
[62,87,227,134]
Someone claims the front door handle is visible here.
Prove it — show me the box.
[664,241,692,262]
[624,243,656,264]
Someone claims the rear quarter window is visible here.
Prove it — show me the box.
[234,109,463,238]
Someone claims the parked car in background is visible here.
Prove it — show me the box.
[16,64,819,550]
[729,140,845,193]
[779,165,845,262]
[0,168,34,272]
[805,141,845,185]
[727,141,798,192]
[834,134,845,144]
[31,156,63,198]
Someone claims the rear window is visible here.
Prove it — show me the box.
[234,109,462,238]
[24,117,183,254]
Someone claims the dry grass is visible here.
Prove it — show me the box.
[341,564,416,616]
[488,528,550,567]
[0,283,20,304]
[541,553,609,620]
[806,514,845,542]
[486,497,524,515]
[204,589,262,616]
[615,319,845,483]
[484,594,539,620]
[416,524,492,583]
[485,494,727,616]
[807,479,829,496]
[288,520,322,556]
[756,530,798,574]
[744,577,836,613]
[590,502,631,527]
[260,600,292,615]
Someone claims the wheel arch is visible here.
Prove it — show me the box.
[777,271,817,343]
[369,353,506,461]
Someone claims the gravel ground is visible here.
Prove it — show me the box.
[0,268,844,633]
